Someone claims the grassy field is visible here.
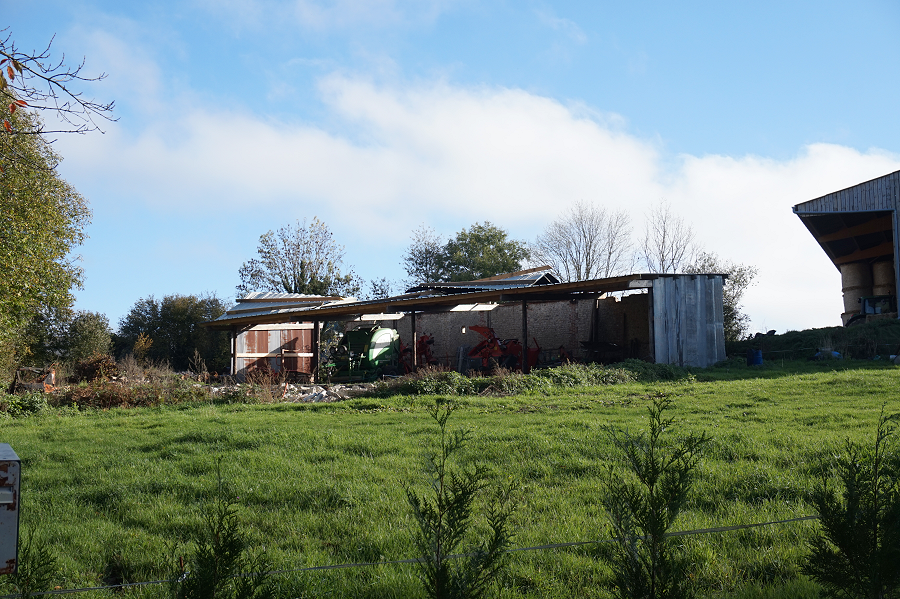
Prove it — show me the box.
[1,358,899,597]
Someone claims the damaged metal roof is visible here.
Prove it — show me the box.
[405,266,560,294]
[204,270,718,330]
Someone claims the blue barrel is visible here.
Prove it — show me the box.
[746,349,763,366]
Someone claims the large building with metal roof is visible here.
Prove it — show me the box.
[207,268,727,379]
[793,170,899,324]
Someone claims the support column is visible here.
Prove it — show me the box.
[311,320,320,383]
[411,311,418,370]
[231,327,237,378]
[521,300,529,374]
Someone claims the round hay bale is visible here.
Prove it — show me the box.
[872,260,895,296]
[840,261,872,288]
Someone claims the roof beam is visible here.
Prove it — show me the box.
[833,242,895,265]
[817,214,894,243]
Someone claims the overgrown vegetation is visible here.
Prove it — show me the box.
[729,319,900,361]
[371,361,688,398]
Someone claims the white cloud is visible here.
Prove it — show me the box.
[54,67,900,333]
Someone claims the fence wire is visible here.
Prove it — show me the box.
[0,514,819,597]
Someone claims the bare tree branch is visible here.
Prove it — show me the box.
[0,31,116,136]
[640,201,697,274]
[531,201,633,282]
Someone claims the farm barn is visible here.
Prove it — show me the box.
[793,170,900,325]
[207,268,727,380]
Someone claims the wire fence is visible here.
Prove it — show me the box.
[0,514,819,597]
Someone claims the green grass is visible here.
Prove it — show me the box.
[1,359,899,597]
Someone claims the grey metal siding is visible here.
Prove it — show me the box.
[794,171,900,214]
[651,275,726,368]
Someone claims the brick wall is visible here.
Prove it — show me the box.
[363,291,652,369]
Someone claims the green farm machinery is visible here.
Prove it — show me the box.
[327,326,401,381]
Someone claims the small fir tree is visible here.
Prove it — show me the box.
[601,395,709,599]
[802,407,900,599]
[406,401,516,599]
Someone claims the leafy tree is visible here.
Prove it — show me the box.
[402,224,446,287]
[64,311,112,362]
[441,222,529,282]
[0,107,91,381]
[684,251,758,342]
[640,201,697,274]
[601,395,709,599]
[237,218,360,297]
[531,201,633,282]
[402,222,529,286]
[803,407,900,599]
[116,294,229,372]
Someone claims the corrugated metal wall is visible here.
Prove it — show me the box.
[650,275,726,368]
[794,171,899,214]
[234,323,314,378]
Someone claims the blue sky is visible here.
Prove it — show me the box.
[7,0,900,333]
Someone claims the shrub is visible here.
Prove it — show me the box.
[372,363,638,398]
[374,367,476,397]
[0,392,48,417]
[600,395,709,599]
[802,406,900,598]
[73,352,118,383]
[407,401,516,599]
[171,466,273,599]
[0,528,59,598]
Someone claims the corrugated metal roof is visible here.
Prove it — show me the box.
[405,267,560,294]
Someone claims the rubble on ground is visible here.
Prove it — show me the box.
[208,382,374,403]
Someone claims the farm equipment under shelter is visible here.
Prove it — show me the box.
[467,325,540,372]
[401,333,439,374]
[845,295,897,326]
[327,326,401,382]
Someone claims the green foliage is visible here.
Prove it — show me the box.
[533,362,636,386]
[116,293,229,372]
[0,528,59,597]
[0,109,91,382]
[684,251,758,342]
[728,319,900,360]
[407,401,515,599]
[601,396,709,599]
[64,310,112,362]
[171,467,272,599]
[237,217,360,297]
[802,407,900,599]
[442,222,530,282]
[402,222,529,286]
[0,391,48,417]
[375,368,477,396]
